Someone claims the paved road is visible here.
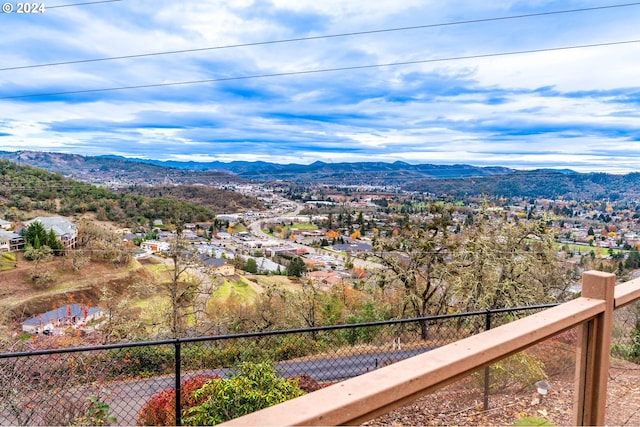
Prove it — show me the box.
[103,346,432,425]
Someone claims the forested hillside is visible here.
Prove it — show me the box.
[118,185,264,213]
[0,151,244,186]
[0,160,216,224]
[404,170,640,200]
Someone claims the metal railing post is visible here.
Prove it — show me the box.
[483,309,492,411]
[175,339,182,426]
[573,270,615,426]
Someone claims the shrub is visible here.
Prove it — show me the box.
[184,361,305,426]
[273,335,323,360]
[109,345,174,379]
[75,394,117,426]
[137,373,219,426]
[287,374,323,393]
[473,352,546,393]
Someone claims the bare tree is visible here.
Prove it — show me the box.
[159,227,204,337]
[372,204,456,340]
[449,211,575,331]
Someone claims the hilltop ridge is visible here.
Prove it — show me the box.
[3,150,640,200]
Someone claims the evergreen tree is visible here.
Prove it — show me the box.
[288,257,307,277]
[244,258,258,274]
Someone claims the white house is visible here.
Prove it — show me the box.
[0,230,24,253]
[140,240,171,252]
[0,218,11,230]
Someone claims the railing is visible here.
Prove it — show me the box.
[222,271,640,426]
[0,304,554,426]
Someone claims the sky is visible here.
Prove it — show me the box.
[1,0,640,172]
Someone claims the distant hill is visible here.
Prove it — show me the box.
[0,151,245,187]
[0,160,259,225]
[98,155,515,185]
[404,169,640,200]
[0,151,516,186]
[4,150,640,200]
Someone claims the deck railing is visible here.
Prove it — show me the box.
[222,270,640,426]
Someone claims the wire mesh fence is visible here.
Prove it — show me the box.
[1,303,624,426]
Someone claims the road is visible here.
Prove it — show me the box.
[103,346,431,425]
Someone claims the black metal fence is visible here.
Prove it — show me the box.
[0,304,559,426]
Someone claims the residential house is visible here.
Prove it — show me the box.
[199,255,235,276]
[0,230,25,253]
[140,240,171,253]
[307,271,343,290]
[22,304,105,334]
[0,218,11,230]
[24,216,78,248]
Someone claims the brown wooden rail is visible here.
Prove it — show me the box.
[222,270,638,426]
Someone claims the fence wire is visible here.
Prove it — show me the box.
[1,304,615,426]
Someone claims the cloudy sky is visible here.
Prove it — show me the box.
[1,0,639,172]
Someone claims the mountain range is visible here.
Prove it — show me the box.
[0,150,515,187]
[2,150,639,200]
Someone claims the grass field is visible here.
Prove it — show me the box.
[553,241,627,257]
[211,276,261,303]
[290,222,318,231]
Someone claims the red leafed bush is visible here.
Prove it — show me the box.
[287,374,333,393]
[137,374,219,426]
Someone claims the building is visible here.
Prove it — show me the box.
[140,240,171,252]
[0,218,11,230]
[0,230,25,253]
[332,242,372,255]
[24,216,78,248]
[21,304,105,334]
[199,256,236,276]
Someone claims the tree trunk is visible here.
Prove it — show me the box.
[419,319,429,340]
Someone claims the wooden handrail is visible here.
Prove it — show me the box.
[614,277,640,309]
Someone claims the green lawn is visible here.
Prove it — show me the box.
[553,241,627,257]
[211,276,259,303]
[290,222,318,231]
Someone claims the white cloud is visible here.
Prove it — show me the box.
[1,1,640,171]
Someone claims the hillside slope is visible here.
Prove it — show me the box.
[0,160,217,224]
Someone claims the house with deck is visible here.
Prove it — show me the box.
[0,230,24,253]
[24,216,78,249]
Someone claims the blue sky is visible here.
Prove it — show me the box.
[1,0,640,172]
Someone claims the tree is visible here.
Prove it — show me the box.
[288,257,307,278]
[23,221,63,255]
[372,203,456,339]
[233,254,245,271]
[290,281,322,337]
[449,213,575,332]
[24,221,47,249]
[160,229,203,337]
[244,257,258,274]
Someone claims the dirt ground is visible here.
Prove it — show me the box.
[0,253,148,334]
[365,335,640,426]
